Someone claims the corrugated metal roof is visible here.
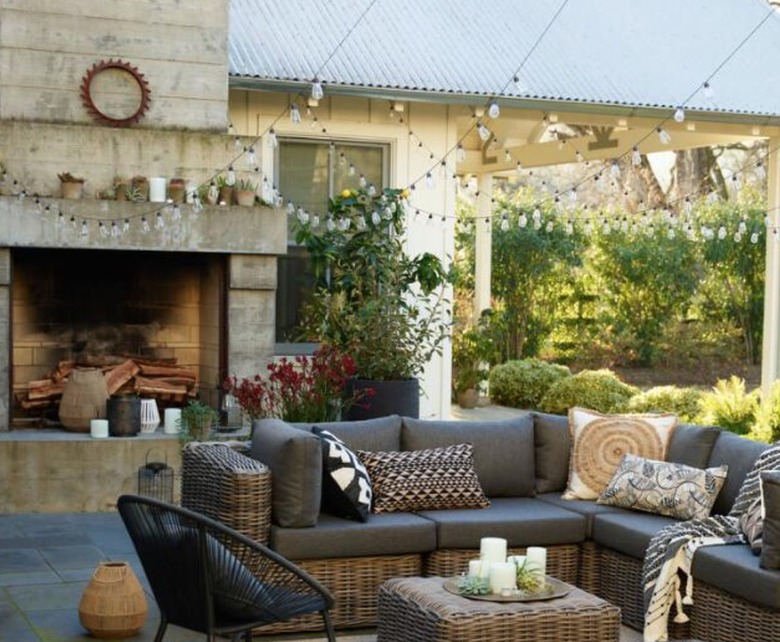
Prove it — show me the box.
[228,0,780,118]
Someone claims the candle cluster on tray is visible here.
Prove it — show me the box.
[468,538,547,595]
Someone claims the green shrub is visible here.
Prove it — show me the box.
[488,359,571,410]
[539,369,639,415]
[753,380,780,443]
[696,376,758,436]
[625,386,704,423]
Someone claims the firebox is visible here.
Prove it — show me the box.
[10,247,226,427]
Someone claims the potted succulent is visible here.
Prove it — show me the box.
[58,172,85,200]
[234,179,257,207]
[293,187,450,419]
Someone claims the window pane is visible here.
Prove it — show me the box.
[334,144,384,193]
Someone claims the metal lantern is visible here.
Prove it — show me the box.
[137,450,174,503]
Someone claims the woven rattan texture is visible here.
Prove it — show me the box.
[597,546,691,638]
[577,540,600,594]
[423,544,580,585]
[376,576,620,642]
[181,442,271,545]
[258,554,422,634]
[690,578,780,642]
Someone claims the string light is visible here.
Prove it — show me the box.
[703,81,714,100]
[290,102,301,124]
[673,107,686,123]
[477,123,491,142]
[487,101,500,119]
[311,78,324,101]
[631,147,642,166]
[657,127,672,144]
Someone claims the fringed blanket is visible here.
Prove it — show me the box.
[642,442,780,642]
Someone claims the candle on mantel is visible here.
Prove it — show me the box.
[526,546,547,580]
[489,562,516,594]
[90,419,109,439]
[149,177,167,203]
[480,537,507,567]
[164,408,181,434]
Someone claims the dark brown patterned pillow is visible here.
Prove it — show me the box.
[740,496,764,555]
[357,443,490,514]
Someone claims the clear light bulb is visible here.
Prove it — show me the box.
[739,220,748,233]
[751,232,760,244]
[234,136,242,148]
[122,218,130,233]
[703,81,714,100]
[372,210,382,226]
[268,129,278,148]
[734,231,743,242]
[631,147,642,166]
[477,123,491,142]
[610,160,621,179]
[290,102,301,124]
[155,212,165,230]
[569,188,578,204]
[98,222,108,238]
[575,150,584,163]
[718,226,727,240]
[141,218,150,234]
[545,220,554,232]
[731,174,741,192]
[584,221,593,235]
[246,146,257,165]
[456,144,466,162]
[356,215,367,230]
[707,191,719,204]
[311,79,324,101]
[515,161,523,174]
[80,220,88,236]
[172,204,181,220]
[359,174,367,188]
[518,213,528,228]
[368,184,377,197]
[566,220,574,235]
[533,219,542,230]
[487,101,500,119]
[326,217,335,232]
[532,206,542,222]
[765,215,772,228]
[500,217,509,231]
[756,161,767,180]
[426,172,435,189]
[111,221,120,238]
[311,214,320,227]
[512,74,527,92]
[504,150,512,162]
[673,107,685,123]
[192,194,203,213]
[657,127,672,144]
[226,167,236,186]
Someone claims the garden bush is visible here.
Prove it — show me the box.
[753,380,780,443]
[625,385,704,423]
[539,369,639,415]
[696,376,758,436]
[489,358,571,410]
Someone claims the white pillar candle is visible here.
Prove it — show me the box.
[164,408,181,434]
[526,546,547,580]
[479,537,507,566]
[149,177,167,202]
[489,562,516,594]
[90,419,109,439]
[468,558,488,578]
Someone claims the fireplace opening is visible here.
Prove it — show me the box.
[11,247,226,428]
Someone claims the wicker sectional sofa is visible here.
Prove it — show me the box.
[180,413,780,641]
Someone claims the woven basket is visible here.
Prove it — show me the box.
[78,561,148,639]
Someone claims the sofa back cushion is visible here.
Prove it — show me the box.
[666,423,721,469]
[401,415,535,497]
[250,418,322,528]
[532,412,571,494]
[294,415,402,452]
[707,431,768,515]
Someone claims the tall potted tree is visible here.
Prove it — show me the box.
[293,187,450,419]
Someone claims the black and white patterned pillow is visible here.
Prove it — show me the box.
[312,427,372,522]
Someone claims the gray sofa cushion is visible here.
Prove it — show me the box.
[592,511,678,559]
[416,497,586,548]
[666,423,721,469]
[295,415,402,452]
[693,544,780,609]
[760,470,780,570]
[537,492,625,538]
[270,511,436,560]
[707,431,767,515]
[401,415,535,497]
[532,412,571,494]
[250,418,322,528]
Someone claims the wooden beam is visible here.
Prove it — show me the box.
[762,137,780,396]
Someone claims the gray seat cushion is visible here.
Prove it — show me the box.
[537,492,626,538]
[294,415,402,452]
[269,511,436,560]
[592,511,678,559]
[416,497,586,548]
[401,415,535,497]
[693,544,780,609]
[250,418,322,528]
[707,432,767,515]
[532,412,571,494]
[666,423,721,469]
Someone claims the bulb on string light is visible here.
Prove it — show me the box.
[774,229,780,243]
[734,231,743,242]
[268,129,278,148]
[372,210,382,226]
[718,225,727,240]
[290,102,301,124]
[477,123,491,142]
[584,220,593,235]
[518,212,528,228]
[297,208,309,224]
[359,174,367,188]
[703,81,714,100]
[569,188,578,204]
[657,127,672,144]
[731,174,741,193]
[80,220,88,236]
[756,161,767,180]
[123,219,130,233]
[765,215,772,228]
[356,215,367,230]
[515,161,523,174]
[707,190,719,204]
[456,144,466,162]
[667,226,675,240]
[621,218,629,233]
[683,197,693,215]
[368,184,377,197]
[545,220,554,233]
[286,202,295,216]
[631,147,642,166]
[673,107,685,123]
[610,160,620,179]
[751,232,760,244]
[155,212,165,230]
[532,205,542,222]
[512,74,527,92]
[326,217,335,232]
[575,150,585,163]
[192,194,203,213]
[533,219,542,231]
[348,163,356,176]
[246,146,257,165]
[234,136,242,149]
[566,220,574,235]
[172,204,182,220]
[340,217,351,231]
[500,216,509,231]
[739,219,748,234]
[504,149,512,163]
[487,101,500,119]
[311,78,324,101]
[311,214,320,228]
[426,172,435,189]
[383,206,393,220]
[111,221,120,238]
[226,166,236,186]
[98,222,108,238]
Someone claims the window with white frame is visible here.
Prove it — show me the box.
[275,139,389,348]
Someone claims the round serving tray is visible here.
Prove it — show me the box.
[443,576,571,603]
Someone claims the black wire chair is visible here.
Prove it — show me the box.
[117,495,336,642]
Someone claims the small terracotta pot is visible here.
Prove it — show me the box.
[218,186,234,205]
[61,180,84,200]
[236,190,256,207]
[168,178,186,204]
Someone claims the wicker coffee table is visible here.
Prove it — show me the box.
[377,576,620,642]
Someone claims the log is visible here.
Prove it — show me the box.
[27,380,66,400]
[104,359,141,395]
[137,364,197,380]
[52,360,75,382]
[134,376,188,397]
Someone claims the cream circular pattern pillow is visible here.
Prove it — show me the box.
[562,407,678,500]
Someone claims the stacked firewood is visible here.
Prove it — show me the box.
[18,355,199,413]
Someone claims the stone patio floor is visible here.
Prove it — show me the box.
[0,403,646,641]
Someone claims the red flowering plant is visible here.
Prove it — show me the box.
[223,344,373,429]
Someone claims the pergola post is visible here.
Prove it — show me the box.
[474,173,493,319]
[762,137,780,397]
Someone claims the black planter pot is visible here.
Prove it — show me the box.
[345,378,420,421]
[107,396,141,437]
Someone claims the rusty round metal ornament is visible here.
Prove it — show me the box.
[80,59,151,127]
